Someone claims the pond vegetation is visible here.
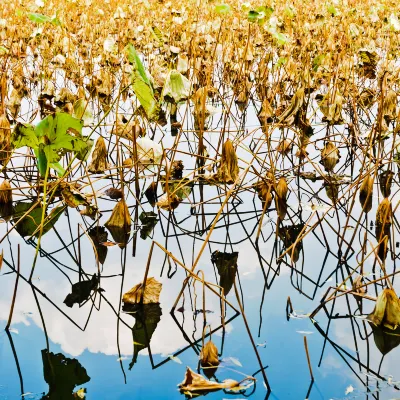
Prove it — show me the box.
[1,0,400,398]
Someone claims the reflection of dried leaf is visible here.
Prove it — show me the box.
[123,277,162,305]
[211,251,238,296]
[139,211,158,240]
[278,223,304,263]
[144,182,158,207]
[124,303,162,369]
[88,226,108,265]
[41,350,90,399]
[64,275,98,308]
[370,324,400,355]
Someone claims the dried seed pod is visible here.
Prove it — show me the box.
[379,170,394,198]
[200,340,219,378]
[0,113,11,164]
[320,141,339,172]
[215,139,239,184]
[0,180,12,204]
[359,175,373,213]
[88,136,108,174]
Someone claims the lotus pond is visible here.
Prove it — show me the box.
[1,0,400,399]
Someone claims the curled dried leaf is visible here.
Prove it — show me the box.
[367,288,400,330]
[214,139,239,184]
[88,136,109,174]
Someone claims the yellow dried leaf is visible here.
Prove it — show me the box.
[123,277,162,305]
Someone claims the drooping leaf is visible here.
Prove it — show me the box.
[162,70,191,103]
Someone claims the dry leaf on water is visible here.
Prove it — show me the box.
[123,277,162,305]
[178,367,241,395]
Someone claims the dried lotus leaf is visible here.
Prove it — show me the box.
[123,277,162,305]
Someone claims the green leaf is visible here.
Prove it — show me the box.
[28,13,52,24]
[12,123,39,149]
[284,6,295,18]
[327,4,337,16]
[73,98,94,125]
[75,137,94,161]
[37,113,86,164]
[215,4,231,14]
[126,44,151,86]
[276,57,287,67]
[151,26,165,44]
[50,162,65,175]
[162,70,191,103]
[248,10,260,22]
[271,31,288,45]
[312,54,326,72]
[34,147,48,177]
[126,44,160,120]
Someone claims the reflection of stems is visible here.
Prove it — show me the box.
[233,281,270,392]
[29,163,50,281]
[5,328,24,395]
[6,244,20,329]
[303,336,314,381]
